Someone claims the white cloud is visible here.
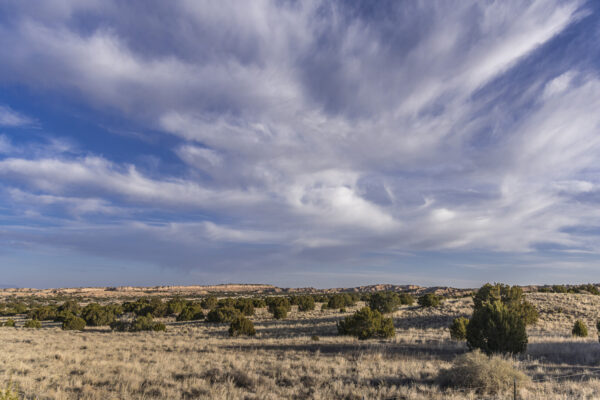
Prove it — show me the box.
[0,0,598,276]
[0,106,33,127]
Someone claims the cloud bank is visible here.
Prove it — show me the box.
[0,0,599,287]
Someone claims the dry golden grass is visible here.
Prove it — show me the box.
[1,293,600,399]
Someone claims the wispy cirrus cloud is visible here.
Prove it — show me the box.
[0,0,599,287]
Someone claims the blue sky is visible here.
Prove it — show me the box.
[1,0,600,288]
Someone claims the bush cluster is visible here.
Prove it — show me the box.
[62,315,86,331]
[417,293,443,307]
[294,296,316,312]
[325,293,357,310]
[228,316,256,336]
[23,319,42,329]
[337,307,395,340]
[2,319,15,327]
[81,303,122,326]
[110,316,166,332]
[266,297,291,319]
[206,306,241,323]
[176,304,205,321]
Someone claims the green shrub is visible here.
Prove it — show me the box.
[368,292,400,313]
[438,350,529,394]
[417,293,442,307]
[449,317,469,340]
[23,319,42,329]
[552,285,568,293]
[109,320,130,332]
[206,307,241,323]
[3,319,15,327]
[398,293,415,306]
[166,297,186,315]
[572,320,588,337]
[81,303,118,326]
[596,319,600,341]
[266,297,291,319]
[296,296,315,312]
[466,301,527,355]
[337,307,395,340]
[201,296,218,310]
[326,293,355,309]
[228,316,256,336]
[472,283,538,325]
[176,304,205,321]
[234,298,255,316]
[130,315,166,332]
[58,300,81,315]
[62,315,86,331]
[0,380,19,400]
[251,298,266,308]
[311,335,319,341]
[272,305,288,320]
[28,305,57,321]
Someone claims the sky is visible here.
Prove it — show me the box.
[0,0,600,289]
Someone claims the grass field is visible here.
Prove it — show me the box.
[1,292,600,399]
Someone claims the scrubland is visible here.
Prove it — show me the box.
[2,292,600,399]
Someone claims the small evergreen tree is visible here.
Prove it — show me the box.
[466,301,527,354]
[337,307,395,340]
[449,317,469,340]
[368,292,400,313]
[62,315,86,331]
[229,316,256,336]
[572,320,588,337]
[417,293,442,307]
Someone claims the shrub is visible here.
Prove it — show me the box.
[58,300,81,315]
[552,285,568,293]
[266,297,291,319]
[272,305,288,320]
[417,293,442,307]
[398,293,415,306]
[62,315,86,331]
[109,320,130,332]
[24,319,42,329]
[368,292,400,313]
[467,301,527,355]
[296,296,315,312]
[176,304,205,321]
[337,307,395,340]
[206,307,241,323]
[311,335,319,341]
[81,303,118,326]
[449,317,469,340]
[130,316,166,332]
[438,350,529,394]
[166,297,186,315]
[596,319,600,341]
[251,298,266,308]
[228,316,256,336]
[28,305,57,321]
[234,298,255,316]
[0,380,19,400]
[326,293,355,309]
[572,320,588,337]
[473,283,538,325]
[3,319,15,327]
[201,296,218,310]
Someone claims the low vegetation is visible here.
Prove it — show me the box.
[417,293,443,307]
[337,307,395,339]
[572,320,588,337]
[438,349,529,394]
